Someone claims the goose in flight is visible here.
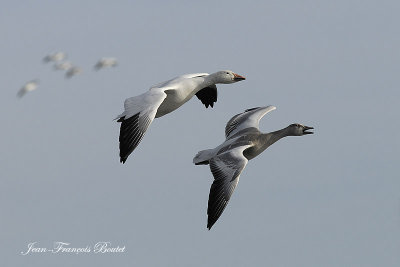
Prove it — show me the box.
[17,80,39,98]
[43,52,67,63]
[115,70,246,163]
[193,106,314,229]
[54,61,72,71]
[65,66,83,79]
[94,57,118,70]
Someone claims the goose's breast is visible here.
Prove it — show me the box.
[155,87,195,118]
[154,78,204,118]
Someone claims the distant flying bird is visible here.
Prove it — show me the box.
[43,52,67,63]
[54,61,72,71]
[65,66,82,78]
[115,70,246,163]
[94,57,118,70]
[193,106,314,229]
[17,80,39,98]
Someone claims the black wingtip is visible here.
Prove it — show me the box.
[207,219,215,230]
[245,107,260,112]
[118,113,146,164]
[204,102,215,109]
[120,147,130,164]
[196,85,217,109]
[118,115,127,164]
[194,160,209,165]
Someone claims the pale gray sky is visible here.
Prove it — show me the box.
[1,1,399,266]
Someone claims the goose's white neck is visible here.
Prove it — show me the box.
[202,73,219,87]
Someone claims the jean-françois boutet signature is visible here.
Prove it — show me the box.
[21,241,125,255]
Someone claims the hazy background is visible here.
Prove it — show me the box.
[1,1,399,266]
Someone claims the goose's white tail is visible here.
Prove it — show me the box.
[193,149,215,165]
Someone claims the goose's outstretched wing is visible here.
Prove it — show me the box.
[116,89,167,163]
[225,106,276,139]
[207,144,252,230]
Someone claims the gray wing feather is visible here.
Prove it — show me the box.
[225,106,276,139]
[207,145,251,229]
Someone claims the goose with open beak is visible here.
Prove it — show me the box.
[193,106,314,229]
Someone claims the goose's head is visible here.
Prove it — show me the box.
[287,123,314,136]
[213,70,246,84]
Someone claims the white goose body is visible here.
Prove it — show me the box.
[116,70,245,163]
[154,73,212,117]
[17,80,39,98]
[65,66,82,78]
[54,61,72,71]
[193,106,314,229]
[43,52,67,63]
[94,57,118,70]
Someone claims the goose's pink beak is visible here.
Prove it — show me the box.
[233,73,246,81]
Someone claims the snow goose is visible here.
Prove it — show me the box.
[43,52,67,63]
[17,80,39,98]
[94,57,118,70]
[54,61,72,71]
[116,70,246,163]
[65,66,82,79]
[193,106,314,229]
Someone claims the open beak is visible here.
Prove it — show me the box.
[303,126,314,135]
[233,73,246,81]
